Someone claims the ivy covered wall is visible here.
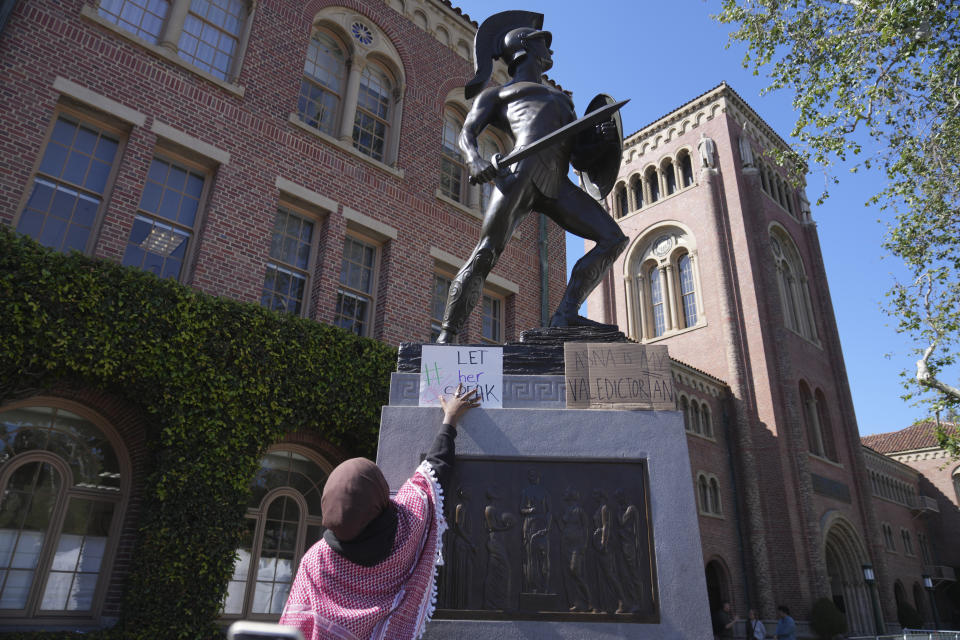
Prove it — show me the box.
[0,228,396,638]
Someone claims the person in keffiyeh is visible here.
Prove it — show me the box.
[279,384,481,640]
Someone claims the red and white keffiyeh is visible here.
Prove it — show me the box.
[280,460,447,640]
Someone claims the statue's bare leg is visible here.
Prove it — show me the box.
[437,179,536,343]
[537,181,628,326]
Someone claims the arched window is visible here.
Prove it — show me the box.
[662,159,677,195]
[701,403,713,438]
[814,389,837,461]
[295,14,405,168]
[0,403,126,619]
[297,30,346,137]
[678,150,694,188]
[770,225,817,341]
[645,167,659,203]
[614,184,628,219]
[760,165,770,193]
[691,402,702,435]
[626,225,703,342]
[680,396,691,431]
[708,477,721,514]
[800,381,824,457]
[678,253,697,328]
[630,175,644,209]
[439,109,466,203]
[698,475,709,513]
[223,448,330,620]
[353,62,394,161]
[648,263,666,338]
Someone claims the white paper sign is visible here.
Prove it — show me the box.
[418,345,503,408]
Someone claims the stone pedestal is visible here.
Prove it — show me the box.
[376,342,711,640]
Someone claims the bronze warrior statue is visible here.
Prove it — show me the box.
[436,10,628,344]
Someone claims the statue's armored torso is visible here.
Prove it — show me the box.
[497,81,576,198]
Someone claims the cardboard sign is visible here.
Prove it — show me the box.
[419,345,503,408]
[563,343,674,410]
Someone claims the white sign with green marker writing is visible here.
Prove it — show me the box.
[419,345,503,408]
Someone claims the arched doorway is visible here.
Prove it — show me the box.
[705,558,731,616]
[823,516,874,635]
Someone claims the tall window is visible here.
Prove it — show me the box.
[16,115,121,254]
[697,473,721,516]
[678,150,694,187]
[439,111,466,203]
[770,226,817,341]
[352,64,393,161]
[0,404,124,618]
[881,523,896,551]
[334,236,377,336]
[261,209,316,316]
[648,265,665,337]
[900,529,914,556]
[223,449,328,620]
[121,155,206,281]
[177,0,247,81]
[481,294,502,344]
[691,402,702,435]
[631,176,644,209]
[680,396,690,431]
[679,253,697,328]
[701,403,712,437]
[297,31,345,137]
[708,478,721,514]
[663,159,676,195]
[97,0,169,43]
[430,273,451,342]
[814,389,837,461]
[917,532,931,564]
[614,184,628,218]
[645,167,659,203]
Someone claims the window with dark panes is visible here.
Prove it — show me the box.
[352,64,392,161]
[430,273,452,342]
[222,449,327,620]
[334,236,377,336]
[645,167,659,203]
[648,265,665,337]
[481,294,502,344]
[261,209,315,316]
[631,177,644,209]
[297,31,345,136]
[121,156,205,281]
[16,116,120,254]
[439,111,465,202]
[97,0,169,43]
[0,405,123,618]
[615,185,628,218]
[177,0,246,81]
[679,151,694,187]
[663,159,677,195]
[679,253,697,328]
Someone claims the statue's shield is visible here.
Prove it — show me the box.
[580,93,624,201]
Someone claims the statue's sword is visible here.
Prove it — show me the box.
[470,98,629,184]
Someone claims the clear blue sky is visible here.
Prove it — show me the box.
[452,0,924,436]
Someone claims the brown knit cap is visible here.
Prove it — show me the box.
[321,457,390,542]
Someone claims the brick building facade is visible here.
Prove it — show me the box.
[590,83,959,634]
[0,0,567,628]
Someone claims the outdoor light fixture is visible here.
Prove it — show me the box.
[922,574,933,590]
[923,574,941,630]
[862,564,875,583]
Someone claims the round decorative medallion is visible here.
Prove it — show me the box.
[770,235,782,258]
[351,21,373,45]
[653,235,673,257]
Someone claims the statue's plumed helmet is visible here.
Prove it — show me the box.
[500,27,552,68]
[465,11,546,100]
